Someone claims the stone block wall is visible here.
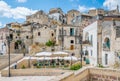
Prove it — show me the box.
[58,67,120,81]
[89,68,120,81]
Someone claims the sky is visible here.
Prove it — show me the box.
[0,0,120,28]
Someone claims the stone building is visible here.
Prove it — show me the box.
[21,22,33,53]
[0,27,9,54]
[26,10,50,25]
[66,9,80,25]
[72,13,95,29]
[58,25,81,57]
[101,16,120,67]
[88,9,105,16]
[5,22,23,53]
[88,5,119,16]
[32,23,56,51]
[82,15,120,67]
[82,21,98,66]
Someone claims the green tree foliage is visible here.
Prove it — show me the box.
[70,63,82,70]
[45,40,55,47]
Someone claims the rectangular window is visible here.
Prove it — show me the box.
[91,35,93,45]
[91,50,92,56]
[38,32,40,36]
[105,54,108,65]
[70,28,74,36]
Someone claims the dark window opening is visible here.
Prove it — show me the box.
[26,36,29,39]
[71,40,74,44]
[14,42,19,49]
[38,32,40,36]
[70,28,74,36]
[10,34,13,40]
[105,54,108,65]
[51,33,54,36]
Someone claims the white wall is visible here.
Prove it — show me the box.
[83,21,98,66]
[0,41,7,54]
[102,51,115,66]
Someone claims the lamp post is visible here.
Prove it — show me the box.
[6,36,11,77]
[61,26,64,50]
[22,41,26,56]
[79,34,83,68]
[6,24,13,77]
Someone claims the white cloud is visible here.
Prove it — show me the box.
[103,0,120,10]
[0,22,2,27]
[78,5,96,12]
[17,0,27,3]
[0,1,37,19]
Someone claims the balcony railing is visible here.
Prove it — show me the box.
[103,43,110,51]
[82,40,91,46]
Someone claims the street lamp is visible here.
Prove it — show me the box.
[22,40,26,56]
[79,34,83,67]
[6,24,13,77]
[61,26,64,50]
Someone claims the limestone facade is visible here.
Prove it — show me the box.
[88,6,119,16]
[0,27,9,54]
[58,25,81,57]
[67,9,80,25]
[101,16,120,67]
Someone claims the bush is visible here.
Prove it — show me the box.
[98,64,104,68]
[36,65,41,68]
[70,64,82,70]
[21,65,25,69]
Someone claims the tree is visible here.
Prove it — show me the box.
[45,40,55,51]
[45,40,55,47]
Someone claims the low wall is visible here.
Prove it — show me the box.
[54,67,120,81]
[2,67,120,81]
[89,68,120,81]
[1,69,67,77]
[75,68,89,81]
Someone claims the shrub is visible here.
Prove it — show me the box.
[98,64,104,68]
[70,63,82,70]
[36,65,41,68]
[21,65,25,69]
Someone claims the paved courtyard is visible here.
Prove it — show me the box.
[0,54,23,70]
[0,76,56,81]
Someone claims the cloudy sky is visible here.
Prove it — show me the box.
[0,0,119,28]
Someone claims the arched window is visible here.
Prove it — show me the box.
[104,37,110,49]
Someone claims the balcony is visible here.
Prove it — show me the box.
[82,40,92,46]
[103,43,110,51]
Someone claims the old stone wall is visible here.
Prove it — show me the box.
[59,67,120,81]
[1,69,67,77]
